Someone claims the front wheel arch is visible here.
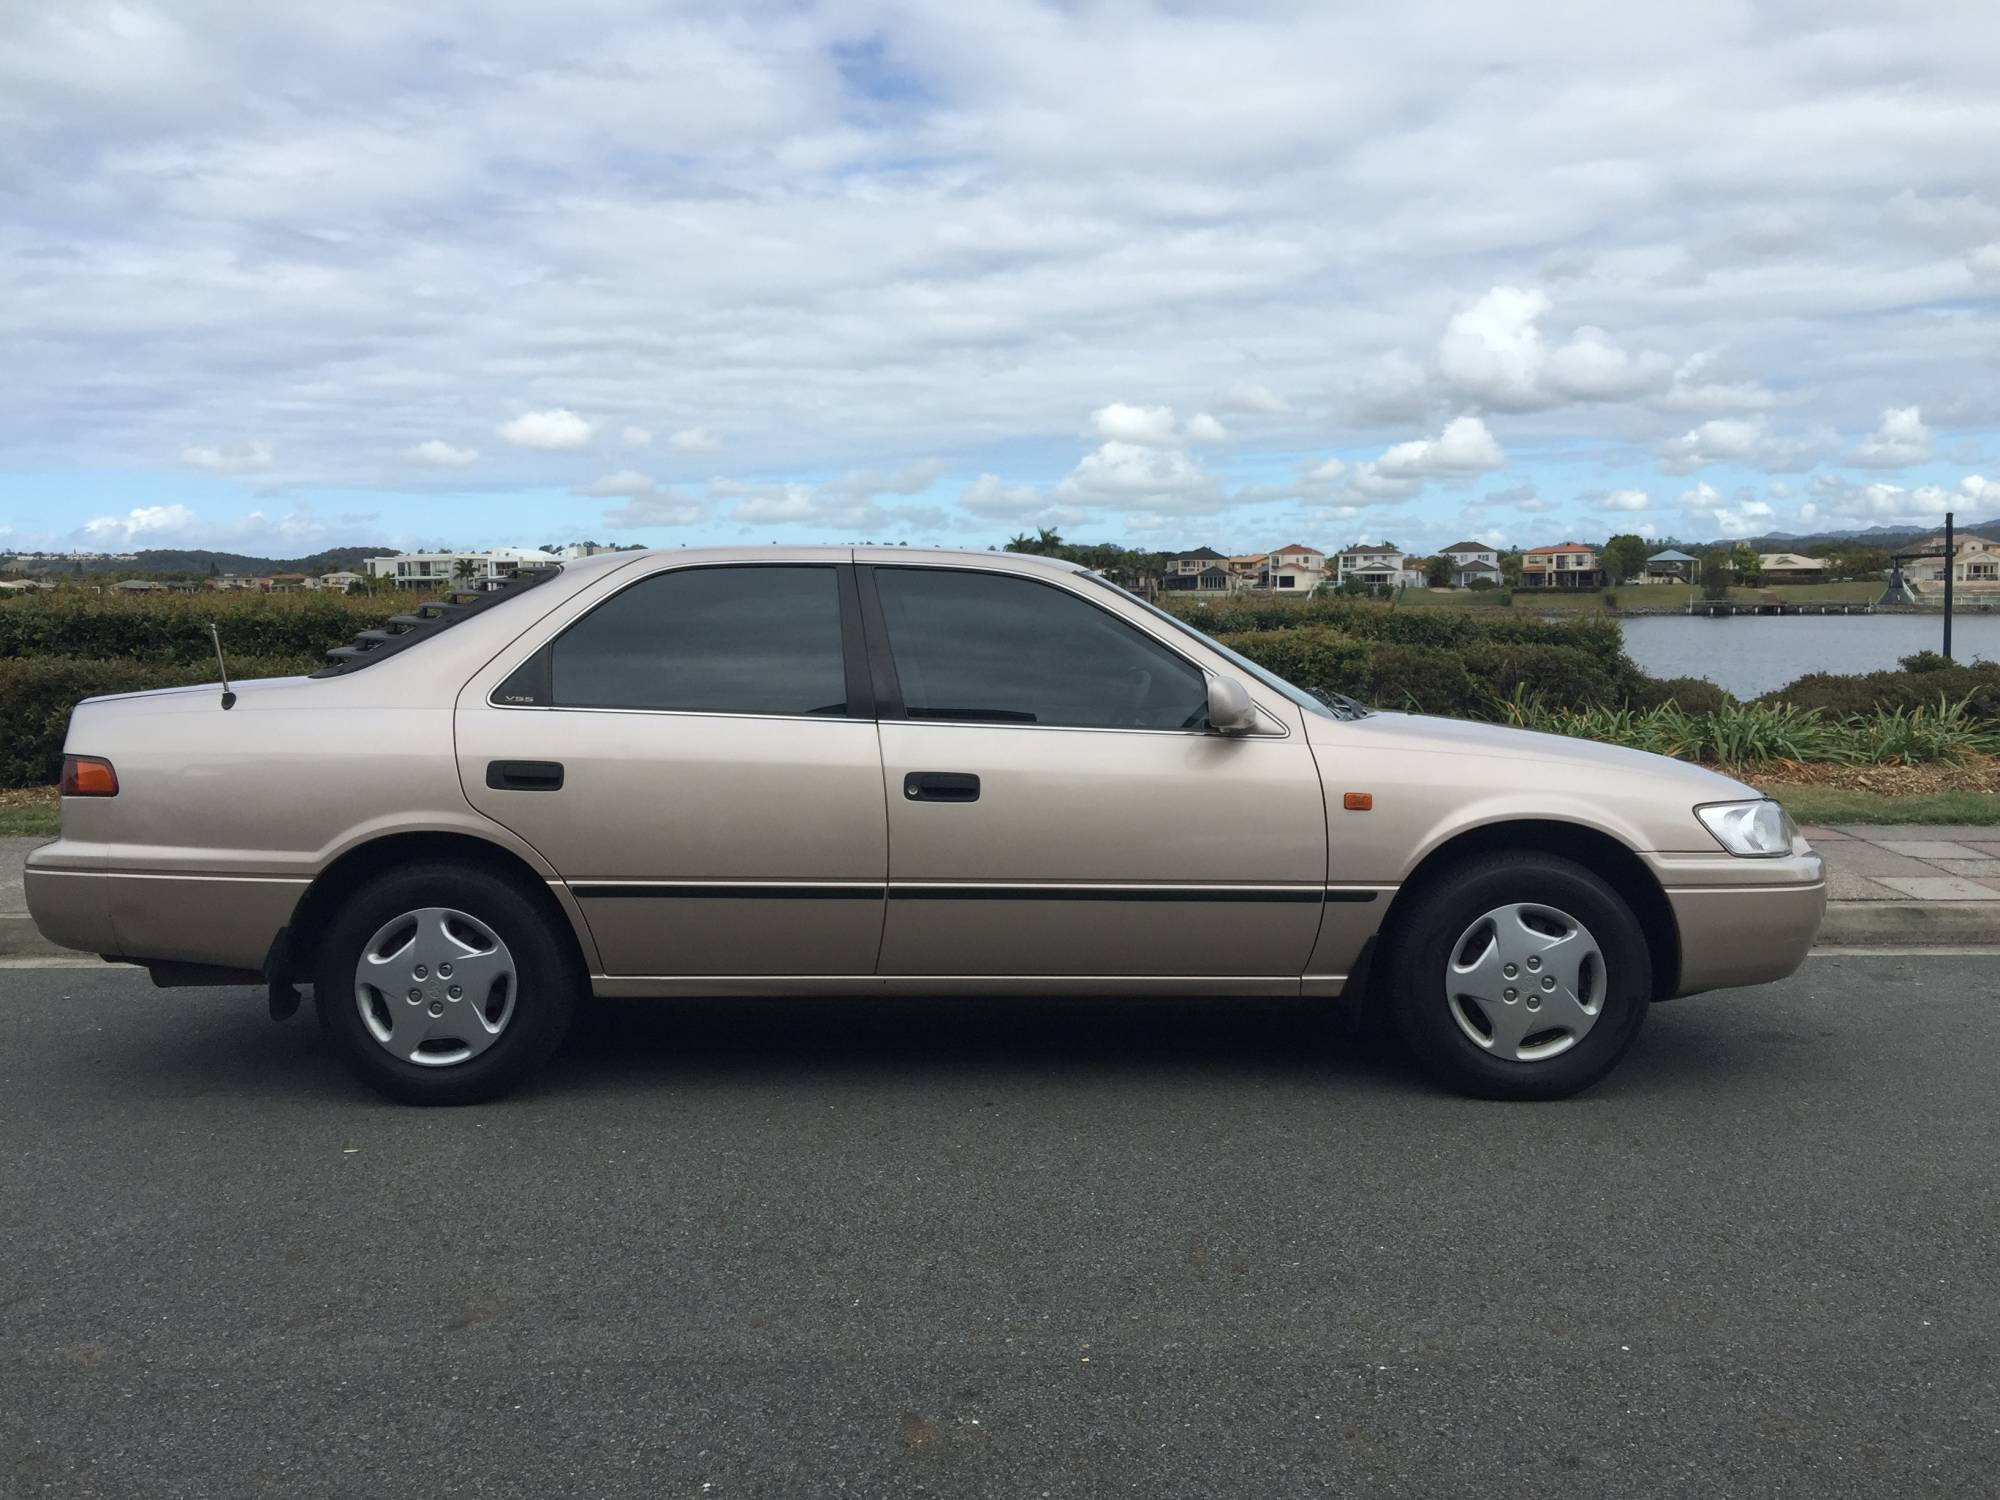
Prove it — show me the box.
[1377,820,1679,1003]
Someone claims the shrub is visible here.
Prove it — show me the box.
[1368,644,1484,716]
[1626,675,1735,714]
[0,591,398,665]
[0,654,319,787]
[1214,627,1372,700]
[1899,649,1952,674]
[1467,576,1497,592]
[1760,662,2000,720]
[1459,643,1619,711]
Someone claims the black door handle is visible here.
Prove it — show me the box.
[487,760,564,791]
[904,771,980,803]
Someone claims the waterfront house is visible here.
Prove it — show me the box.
[1521,543,1603,589]
[1258,543,1326,591]
[1438,540,1501,588]
[1335,544,1406,589]
[1160,547,1232,593]
[1902,530,2000,593]
[1758,552,1829,584]
[1644,548,1698,583]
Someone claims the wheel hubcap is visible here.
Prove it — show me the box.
[1445,903,1605,1062]
[354,908,516,1067]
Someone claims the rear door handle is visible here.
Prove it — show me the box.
[487,760,565,791]
[904,771,980,803]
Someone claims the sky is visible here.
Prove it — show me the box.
[4,0,1999,562]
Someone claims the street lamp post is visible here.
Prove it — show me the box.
[1944,511,1955,662]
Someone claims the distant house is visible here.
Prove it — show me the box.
[1645,548,1698,583]
[1225,554,1267,589]
[1258,542,1326,592]
[1521,543,1603,589]
[1160,547,1231,593]
[316,570,365,594]
[364,547,558,590]
[1334,544,1406,589]
[1902,530,2000,591]
[114,578,167,593]
[268,572,309,592]
[1438,540,1501,588]
[1758,552,1828,584]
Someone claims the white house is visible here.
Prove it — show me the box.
[1437,540,1501,588]
[1334,544,1411,589]
[313,570,366,593]
[1902,531,2000,591]
[364,547,558,589]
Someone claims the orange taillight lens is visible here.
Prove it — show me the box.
[60,755,118,797]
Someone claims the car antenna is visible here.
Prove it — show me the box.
[209,622,237,710]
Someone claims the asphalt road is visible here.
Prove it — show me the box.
[1,956,1995,1498]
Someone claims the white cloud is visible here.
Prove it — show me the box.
[1598,489,1651,512]
[1183,412,1228,443]
[1658,354,1776,414]
[181,441,272,473]
[408,439,478,467]
[1054,441,1221,513]
[1970,243,2000,280]
[80,504,200,544]
[957,473,1047,518]
[1436,287,1670,412]
[498,409,594,449]
[578,469,656,497]
[1373,415,1505,478]
[602,492,705,529]
[1658,416,1816,474]
[1809,472,1996,527]
[1087,402,1180,446]
[1678,482,1775,538]
[621,426,653,448]
[667,427,723,454]
[1849,406,1932,469]
[1215,381,1290,415]
[726,482,832,525]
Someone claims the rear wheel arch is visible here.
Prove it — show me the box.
[1380,820,1680,1002]
[284,831,589,986]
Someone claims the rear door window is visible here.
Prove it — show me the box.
[550,565,849,716]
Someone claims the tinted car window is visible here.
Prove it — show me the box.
[551,565,848,716]
[873,567,1208,730]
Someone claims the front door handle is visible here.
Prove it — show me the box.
[904,771,980,803]
[487,760,565,791]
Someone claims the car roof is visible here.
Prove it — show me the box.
[592,544,1087,576]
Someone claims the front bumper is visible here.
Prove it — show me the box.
[1648,850,1827,996]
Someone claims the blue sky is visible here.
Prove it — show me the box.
[3,1,1998,561]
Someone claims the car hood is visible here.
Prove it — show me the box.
[1311,709,1756,800]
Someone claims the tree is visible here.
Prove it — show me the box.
[1601,533,1650,584]
[451,557,480,585]
[1729,542,1762,585]
[1034,526,1065,554]
[1424,554,1454,588]
[1701,548,1732,600]
[1004,533,1036,553]
[1499,551,1523,587]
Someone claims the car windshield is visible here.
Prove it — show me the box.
[1079,573,1370,721]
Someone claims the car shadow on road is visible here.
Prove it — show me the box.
[547,991,1428,1097]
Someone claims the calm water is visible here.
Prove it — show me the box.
[1618,613,2000,698]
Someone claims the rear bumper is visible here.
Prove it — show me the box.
[1653,851,1827,996]
[26,855,303,972]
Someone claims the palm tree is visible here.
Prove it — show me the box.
[1034,527,1064,555]
[451,557,480,587]
[1004,532,1036,554]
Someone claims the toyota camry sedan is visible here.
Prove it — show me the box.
[26,547,1825,1104]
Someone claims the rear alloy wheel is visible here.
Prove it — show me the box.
[1386,853,1651,1100]
[315,862,580,1104]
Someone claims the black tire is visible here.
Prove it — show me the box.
[313,860,581,1105]
[1382,852,1650,1101]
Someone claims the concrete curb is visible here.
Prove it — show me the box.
[1815,900,2000,947]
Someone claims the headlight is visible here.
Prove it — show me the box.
[1696,799,1797,857]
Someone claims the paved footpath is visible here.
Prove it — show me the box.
[5,829,1998,959]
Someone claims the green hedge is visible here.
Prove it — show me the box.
[1757,660,2000,720]
[1215,628,1626,717]
[0,654,319,787]
[0,592,396,665]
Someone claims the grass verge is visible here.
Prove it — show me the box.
[1756,787,2000,826]
[0,786,58,838]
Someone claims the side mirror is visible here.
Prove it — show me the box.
[1206,676,1257,735]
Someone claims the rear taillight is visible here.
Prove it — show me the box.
[60,755,118,797]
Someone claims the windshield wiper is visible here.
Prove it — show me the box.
[1308,687,1372,720]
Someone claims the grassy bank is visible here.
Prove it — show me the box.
[1758,788,2000,826]
[1398,580,1885,612]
